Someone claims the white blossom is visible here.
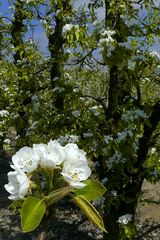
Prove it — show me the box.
[107,152,126,169]
[132,138,139,152]
[101,177,108,185]
[3,139,11,144]
[150,51,160,59]
[55,9,61,16]
[26,0,30,3]
[62,24,74,34]
[61,143,91,188]
[31,95,39,101]
[141,77,150,84]
[99,37,114,45]
[89,106,100,116]
[83,132,94,138]
[4,170,30,200]
[131,55,146,62]
[61,159,91,189]
[57,135,80,145]
[11,147,40,173]
[110,190,117,197]
[150,147,156,154]
[128,59,136,70]
[64,143,87,163]
[117,128,133,142]
[117,214,133,225]
[101,29,115,37]
[98,29,115,47]
[154,65,160,75]
[94,161,100,167]
[0,110,9,117]
[151,170,159,177]
[93,196,105,207]
[33,140,65,169]
[52,87,65,93]
[104,135,113,144]
[72,110,80,117]
[122,109,148,122]
[73,87,80,92]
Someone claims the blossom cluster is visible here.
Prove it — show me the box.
[0,110,9,117]
[117,214,133,225]
[62,24,79,35]
[5,140,91,200]
[116,127,134,143]
[122,109,148,122]
[106,152,126,169]
[99,29,115,46]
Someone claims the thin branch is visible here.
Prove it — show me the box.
[136,100,160,169]
[81,94,107,113]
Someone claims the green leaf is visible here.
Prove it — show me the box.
[73,179,106,201]
[124,225,136,238]
[75,31,80,41]
[144,119,152,128]
[74,196,107,233]
[21,196,46,232]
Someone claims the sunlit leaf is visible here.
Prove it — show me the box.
[21,196,46,232]
[73,179,106,201]
[74,195,107,233]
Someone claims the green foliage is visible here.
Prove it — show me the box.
[73,195,107,233]
[73,179,106,201]
[120,224,136,240]
[21,196,46,232]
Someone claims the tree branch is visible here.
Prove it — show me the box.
[136,100,160,169]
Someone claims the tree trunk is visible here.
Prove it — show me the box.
[48,1,72,111]
[103,201,137,240]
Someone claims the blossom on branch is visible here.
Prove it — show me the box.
[33,140,65,169]
[4,170,30,200]
[11,146,40,173]
[61,143,91,188]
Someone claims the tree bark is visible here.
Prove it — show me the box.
[48,1,72,111]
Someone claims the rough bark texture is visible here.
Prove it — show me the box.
[48,1,72,111]
[10,0,31,144]
[11,0,26,63]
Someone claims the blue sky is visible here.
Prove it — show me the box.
[0,0,9,11]
[0,0,49,54]
[0,0,159,54]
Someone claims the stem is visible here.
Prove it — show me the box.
[48,169,54,193]
[34,172,44,198]
[42,167,54,194]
